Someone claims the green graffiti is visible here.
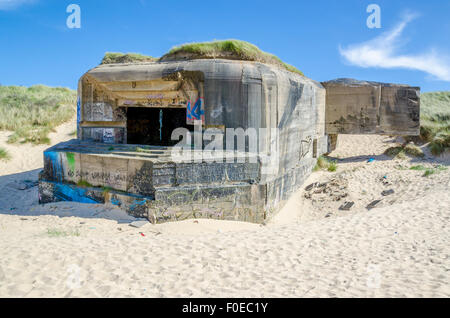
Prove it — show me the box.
[66,152,75,174]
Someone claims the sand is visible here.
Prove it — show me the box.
[0,124,449,297]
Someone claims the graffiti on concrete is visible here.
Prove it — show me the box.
[186,97,205,124]
[300,136,312,158]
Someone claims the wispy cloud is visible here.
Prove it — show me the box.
[0,0,36,10]
[339,13,450,82]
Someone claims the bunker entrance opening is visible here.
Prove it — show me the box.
[126,107,193,146]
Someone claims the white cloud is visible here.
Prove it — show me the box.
[0,0,36,10]
[339,14,450,82]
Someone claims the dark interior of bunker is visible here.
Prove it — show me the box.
[126,107,194,146]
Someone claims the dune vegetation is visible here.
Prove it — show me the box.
[420,91,450,155]
[0,147,10,161]
[0,85,76,144]
[313,156,337,172]
[101,40,304,76]
[101,52,157,64]
[384,143,424,159]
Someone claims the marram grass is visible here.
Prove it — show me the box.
[420,91,450,155]
[0,85,76,144]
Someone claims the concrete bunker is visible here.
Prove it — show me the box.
[38,54,420,224]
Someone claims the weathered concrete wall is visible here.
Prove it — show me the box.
[322,78,420,136]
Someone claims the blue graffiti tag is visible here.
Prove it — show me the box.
[76,96,81,124]
[187,98,204,121]
[129,199,148,211]
[111,197,121,206]
[45,151,64,182]
[53,183,101,204]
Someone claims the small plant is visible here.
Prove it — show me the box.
[384,143,424,159]
[0,147,10,161]
[327,161,337,172]
[423,165,447,177]
[423,169,436,177]
[77,179,93,188]
[410,165,426,171]
[313,156,337,172]
[102,186,113,195]
[47,228,80,237]
[135,146,152,153]
[101,52,157,64]
[108,146,114,151]
[429,132,450,155]
[404,143,424,158]
[384,146,404,158]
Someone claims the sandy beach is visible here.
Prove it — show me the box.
[0,123,449,297]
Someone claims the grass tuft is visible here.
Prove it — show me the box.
[404,143,425,157]
[102,186,113,194]
[423,165,447,177]
[47,228,80,237]
[313,156,338,172]
[410,164,447,176]
[384,143,424,159]
[0,85,76,144]
[384,146,405,159]
[135,146,152,153]
[410,165,426,171]
[0,147,11,161]
[101,52,157,64]
[77,180,93,188]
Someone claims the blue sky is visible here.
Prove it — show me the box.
[0,0,449,92]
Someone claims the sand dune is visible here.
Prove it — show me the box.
[0,127,449,297]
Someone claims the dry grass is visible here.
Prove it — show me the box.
[0,85,76,144]
[411,164,448,177]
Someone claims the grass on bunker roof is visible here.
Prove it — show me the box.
[101,52,158,65]
[101,40,304,76]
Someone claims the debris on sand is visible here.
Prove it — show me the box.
[304,176,348,202]
[129,220,149,228]
[366,200,382,210]
[305,183,319,191]
[381,189,395,196]
[339,201,354,211]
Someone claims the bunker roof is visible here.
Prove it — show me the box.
[100,40,304,76]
